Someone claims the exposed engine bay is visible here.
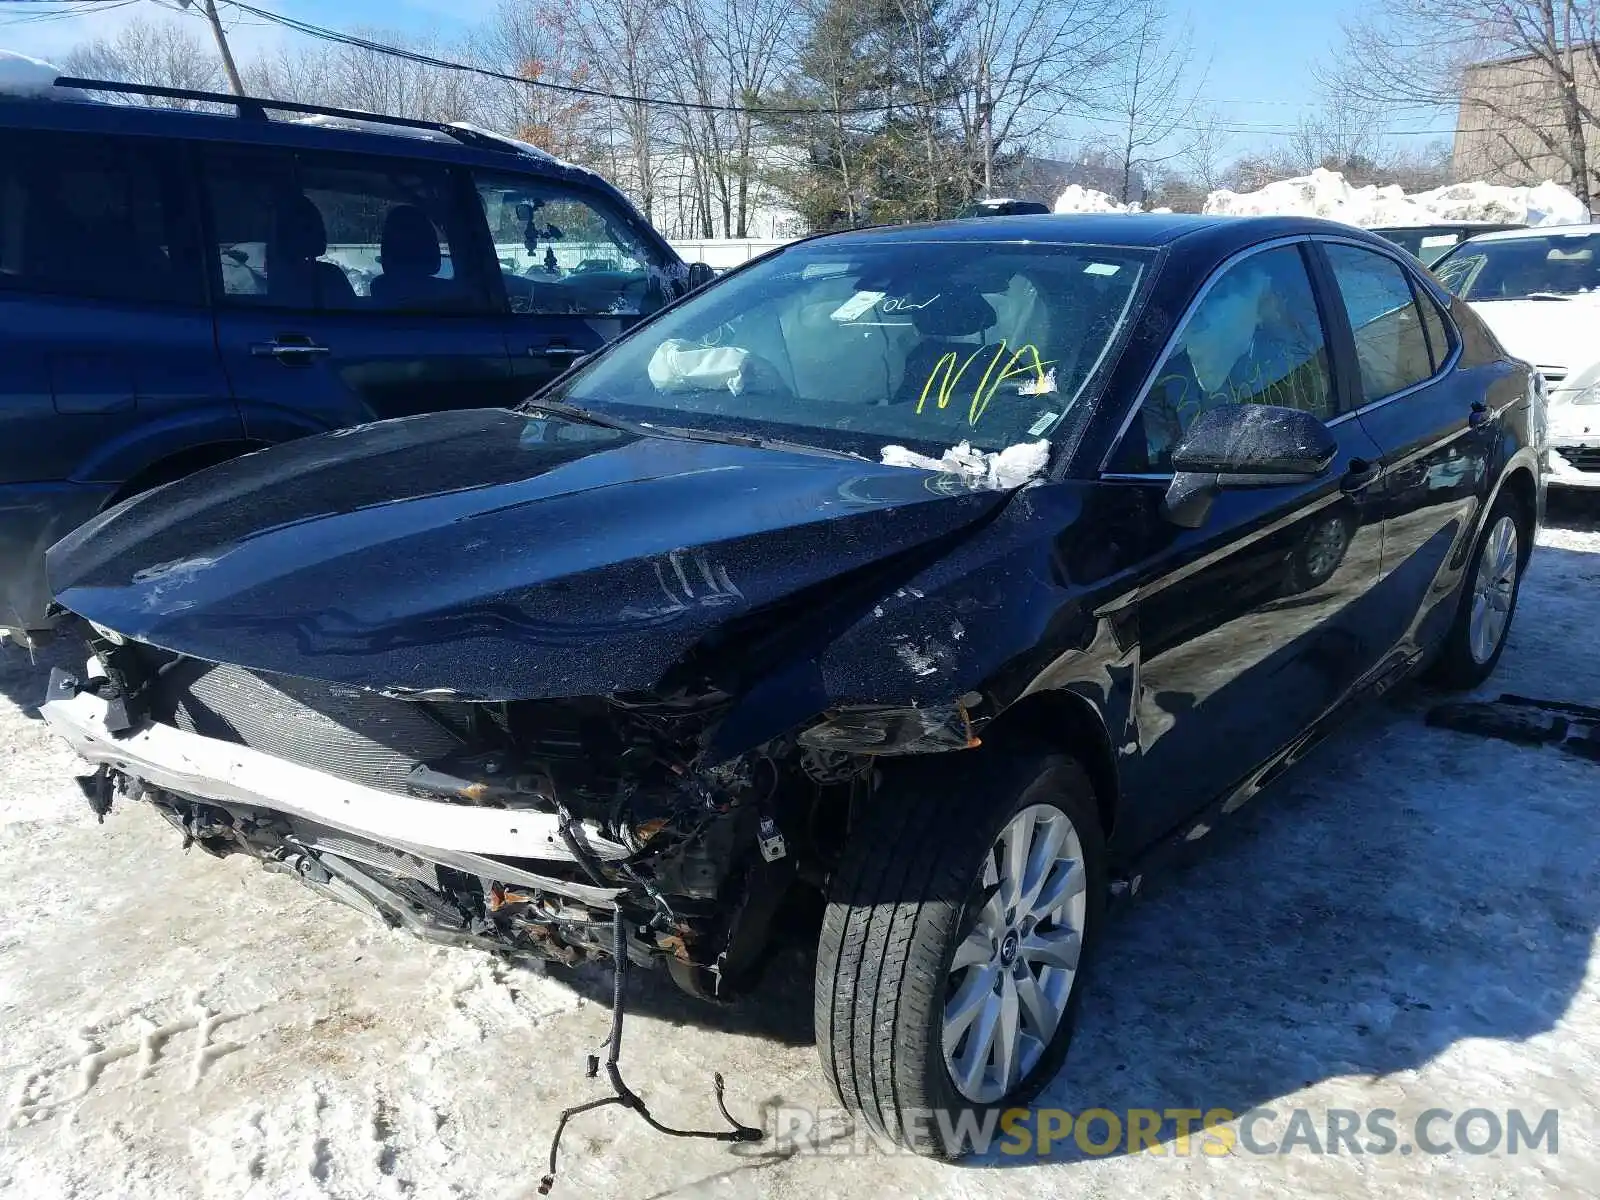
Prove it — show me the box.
[55,629,940,1002]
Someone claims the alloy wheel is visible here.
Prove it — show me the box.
[941,803,1088,1104]
[1468,515,1519,665]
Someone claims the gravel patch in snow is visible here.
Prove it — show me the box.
[2,503,1599,1199]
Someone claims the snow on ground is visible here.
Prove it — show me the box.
[1203,167,1589,228]
[1056,168,1588,228]
[1053,185,1141,214]
[3,504,1600,1199]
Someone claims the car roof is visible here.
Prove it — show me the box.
[797,212,1398,251]
[0,84,596,186]
[1461,222,1600,243]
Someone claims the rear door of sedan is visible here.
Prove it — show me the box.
[1311,238,1499,666]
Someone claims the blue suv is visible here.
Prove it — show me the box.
[0,75,696,639]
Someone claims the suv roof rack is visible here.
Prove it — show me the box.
[49,76,531,156]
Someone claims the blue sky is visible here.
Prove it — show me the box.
[2,0,1435,160]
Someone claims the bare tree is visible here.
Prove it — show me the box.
[1178,108,1232,192]
[1324,0,1600,207]
[715,0,799,235]
[1284,99,1386,179]
[59,17,223,105]
[467,0,599,162]
[567,0,664,222]
[248,29,488,124]
[1384,139,1457,189]
[1100,0,1207,202]
[953,0,1135,197]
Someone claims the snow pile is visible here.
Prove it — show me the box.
[0,50,66,98]
[879,439,1050,489]
[1054,184,1140,214]
[1203,167,1588,228]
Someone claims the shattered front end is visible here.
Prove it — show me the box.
[40,629,909,1000]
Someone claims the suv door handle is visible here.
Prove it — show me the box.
[529,343,586,360]
[1341,458,1382,493]
[251,338,331,363]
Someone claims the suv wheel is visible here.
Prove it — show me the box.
[814,752,1106,1156]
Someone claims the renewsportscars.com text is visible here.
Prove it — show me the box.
[746,1105,1561,1158]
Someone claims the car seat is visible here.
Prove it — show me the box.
[266,194,357,310]
[370,205,460,310]
[894,292,1000,406]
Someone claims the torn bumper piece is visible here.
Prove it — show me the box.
[39,661,630,908]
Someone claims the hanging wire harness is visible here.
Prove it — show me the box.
[538,908,763,1194]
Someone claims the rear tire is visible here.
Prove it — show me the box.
[1426,489,1528,690]
[814,751,1106,1157]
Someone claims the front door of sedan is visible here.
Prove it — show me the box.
[1314,240,1497,664]
[1098,240,1388,850]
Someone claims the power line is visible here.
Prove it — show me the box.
[0,0,137,23]
[9,0,1549,145]
[223,0,953,118]
[227,1,1496,140]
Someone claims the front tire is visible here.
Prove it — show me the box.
[1427,490,1528,690]
[814,752,1106,1156]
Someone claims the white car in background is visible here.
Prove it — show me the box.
[1433,224,1600,487]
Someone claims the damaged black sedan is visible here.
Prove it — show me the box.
[40,213,1543,1155]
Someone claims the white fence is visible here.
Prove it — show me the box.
[667,239,794,271]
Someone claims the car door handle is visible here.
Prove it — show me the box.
[1341,458,1382,493]
[1469,401,1492,429]
[251,338,331,363]
[529,343,586,360]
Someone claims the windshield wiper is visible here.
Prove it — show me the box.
[520,399,865,462]
[517,398,643,433]
[647,423,868,462]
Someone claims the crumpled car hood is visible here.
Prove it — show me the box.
[47,408,1010,699]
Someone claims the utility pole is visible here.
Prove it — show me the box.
[179,0,246,95]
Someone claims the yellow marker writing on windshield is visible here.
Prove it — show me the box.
[917,342,1055,425]
[971,344,1051,426]
[917,348,984,415]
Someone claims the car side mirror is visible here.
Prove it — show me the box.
[685,262,717,291]
[1162,403,1339,528]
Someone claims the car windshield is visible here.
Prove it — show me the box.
[1433,232,1600,300]
[543,239,1154,456]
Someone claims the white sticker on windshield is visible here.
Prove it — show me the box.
[1027,411,1060,436]
[830,290,886,321]
[1084,262,1120,276]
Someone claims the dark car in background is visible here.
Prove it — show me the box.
[41,213,1542,1156]
[1371,221,1525,265]
[0,75,696,640]
[957,197,1054,217]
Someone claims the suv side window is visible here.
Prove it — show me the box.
[201,148,491,314]
[1323,243,1436,402]
[0,130,201,306]
[1111,243,1335,473]
[473,171,669,317]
